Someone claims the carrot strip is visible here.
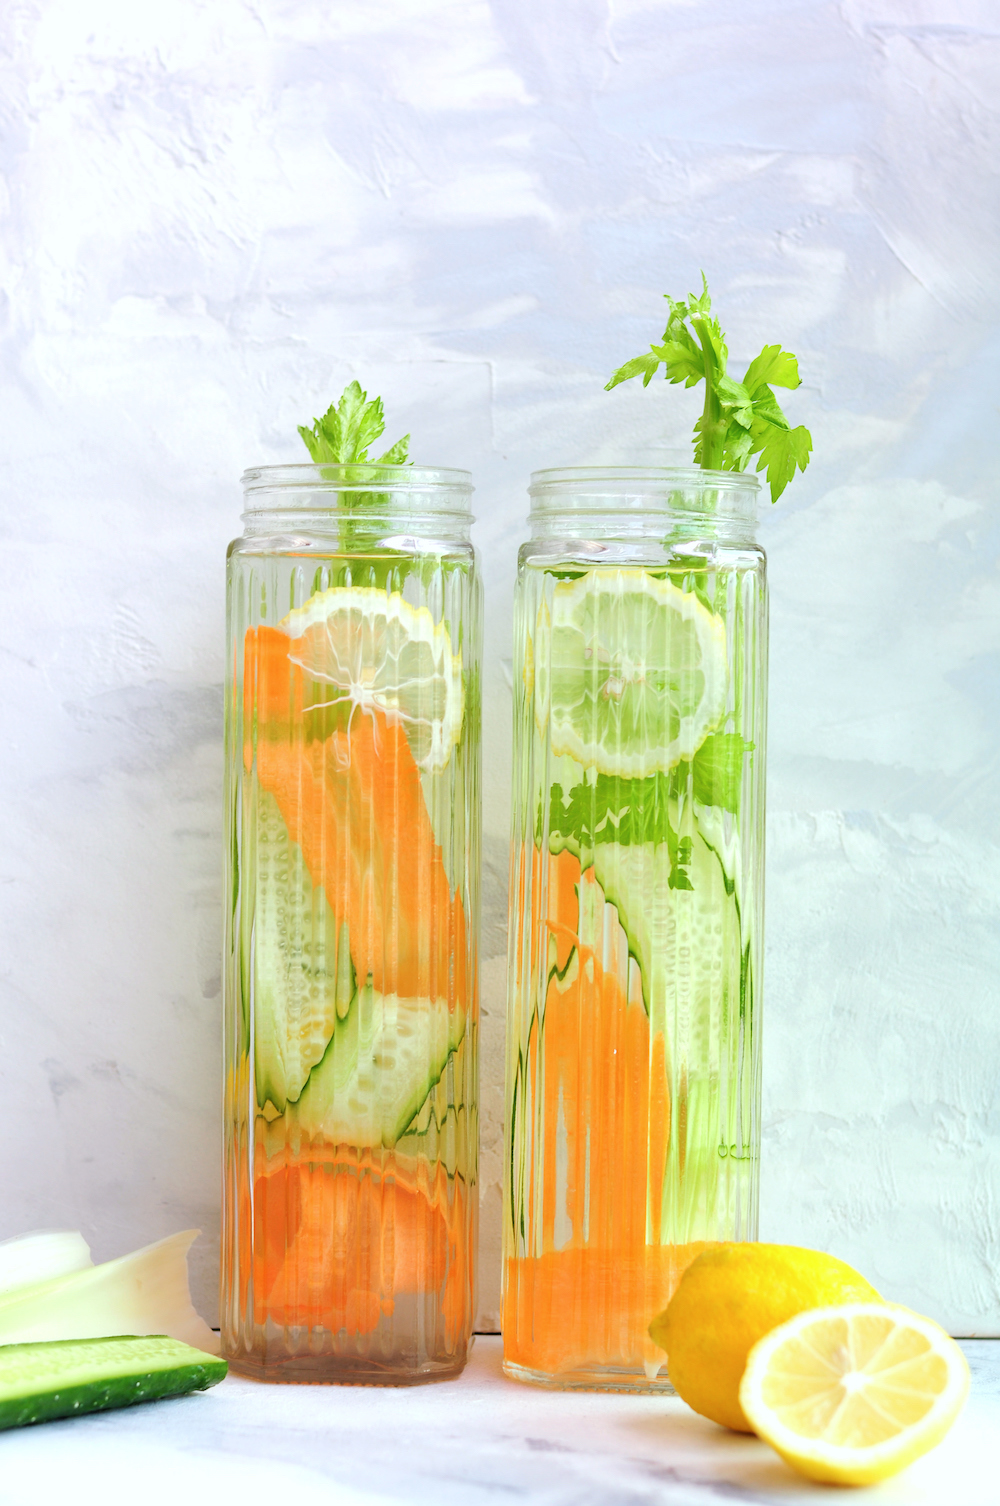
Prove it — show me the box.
[505,845,690,1374]
[246,625,466,1008]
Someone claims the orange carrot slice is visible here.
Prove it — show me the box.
[503,1243,717,1376]
[253,1155,470,1340]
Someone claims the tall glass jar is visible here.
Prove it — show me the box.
[502,468,766,1391]
[222,464,480,1384]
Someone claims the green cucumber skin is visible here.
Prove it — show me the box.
[0,1363,222,1430]
[0,1337,226,1431]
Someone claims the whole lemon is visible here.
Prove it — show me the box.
[649,1243,881,1432]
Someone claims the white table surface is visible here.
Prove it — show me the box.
[1,1337,996,1506]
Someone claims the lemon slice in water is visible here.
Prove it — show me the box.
[739,1302,970,1486]
[534,570,727,776]
[280,587,463,772]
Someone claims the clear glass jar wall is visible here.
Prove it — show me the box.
[502,468,767,1390]
[222,465,481,1384]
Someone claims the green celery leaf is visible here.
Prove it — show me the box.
[604,275,813,500]
[377,434,411,464]
[605,352,661,391]
[650,335,704,387]
[692,413,714,470]
[547,733,753,900]
[298,423,328,462]
[299,380,408,465]
[334,382,385,460]
[719,426,754,471]
[744,343,801,394]
[685,272,713,317]
[689,732,754,813]
[716,374,754,431]
[666,833,695,890]
[548,773,690,887]
[750,417,813,503]
[748,389,790,429]
[663,291,693,330]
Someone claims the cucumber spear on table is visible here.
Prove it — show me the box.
[0,1335,226,1431]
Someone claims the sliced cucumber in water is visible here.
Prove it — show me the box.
[292,984,466,1149]
[397,1036,474,1177]
[593,829,743,1032]
[0,1335,226,1431]
[253,791,354,1112]
[594,832,751,1240]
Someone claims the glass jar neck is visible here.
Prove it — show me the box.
[527,466,759,545]
[240,463,474,542]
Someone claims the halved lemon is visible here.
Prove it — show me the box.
[739,1302,970,1486]
[533,570,727,776]
[280,587,463,772]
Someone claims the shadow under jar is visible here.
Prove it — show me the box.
[502,467,767,1391]
[222,464,481,1384]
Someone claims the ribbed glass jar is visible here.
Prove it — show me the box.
[222,464,481,1384]
[502,467,767,1391]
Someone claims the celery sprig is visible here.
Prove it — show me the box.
[606,275,812,502]
[299,380,409,465]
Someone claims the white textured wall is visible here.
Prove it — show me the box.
[1,0,998,1334]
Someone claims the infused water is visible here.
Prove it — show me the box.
[222,469,480,1384]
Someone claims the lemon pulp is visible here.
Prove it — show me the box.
[533,569,727,776]
[280,586,464,772]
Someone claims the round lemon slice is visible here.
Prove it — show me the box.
[739,1302,970,1486]
[280,587,464,772]
[533,570,727,776]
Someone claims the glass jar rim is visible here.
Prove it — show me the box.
[241,462,474,514]
[525,466,761,543]
[530,464,758,484]
[530,464,759,494]
[528,465,759,524]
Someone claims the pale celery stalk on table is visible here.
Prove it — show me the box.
[0,1228,217,1351]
